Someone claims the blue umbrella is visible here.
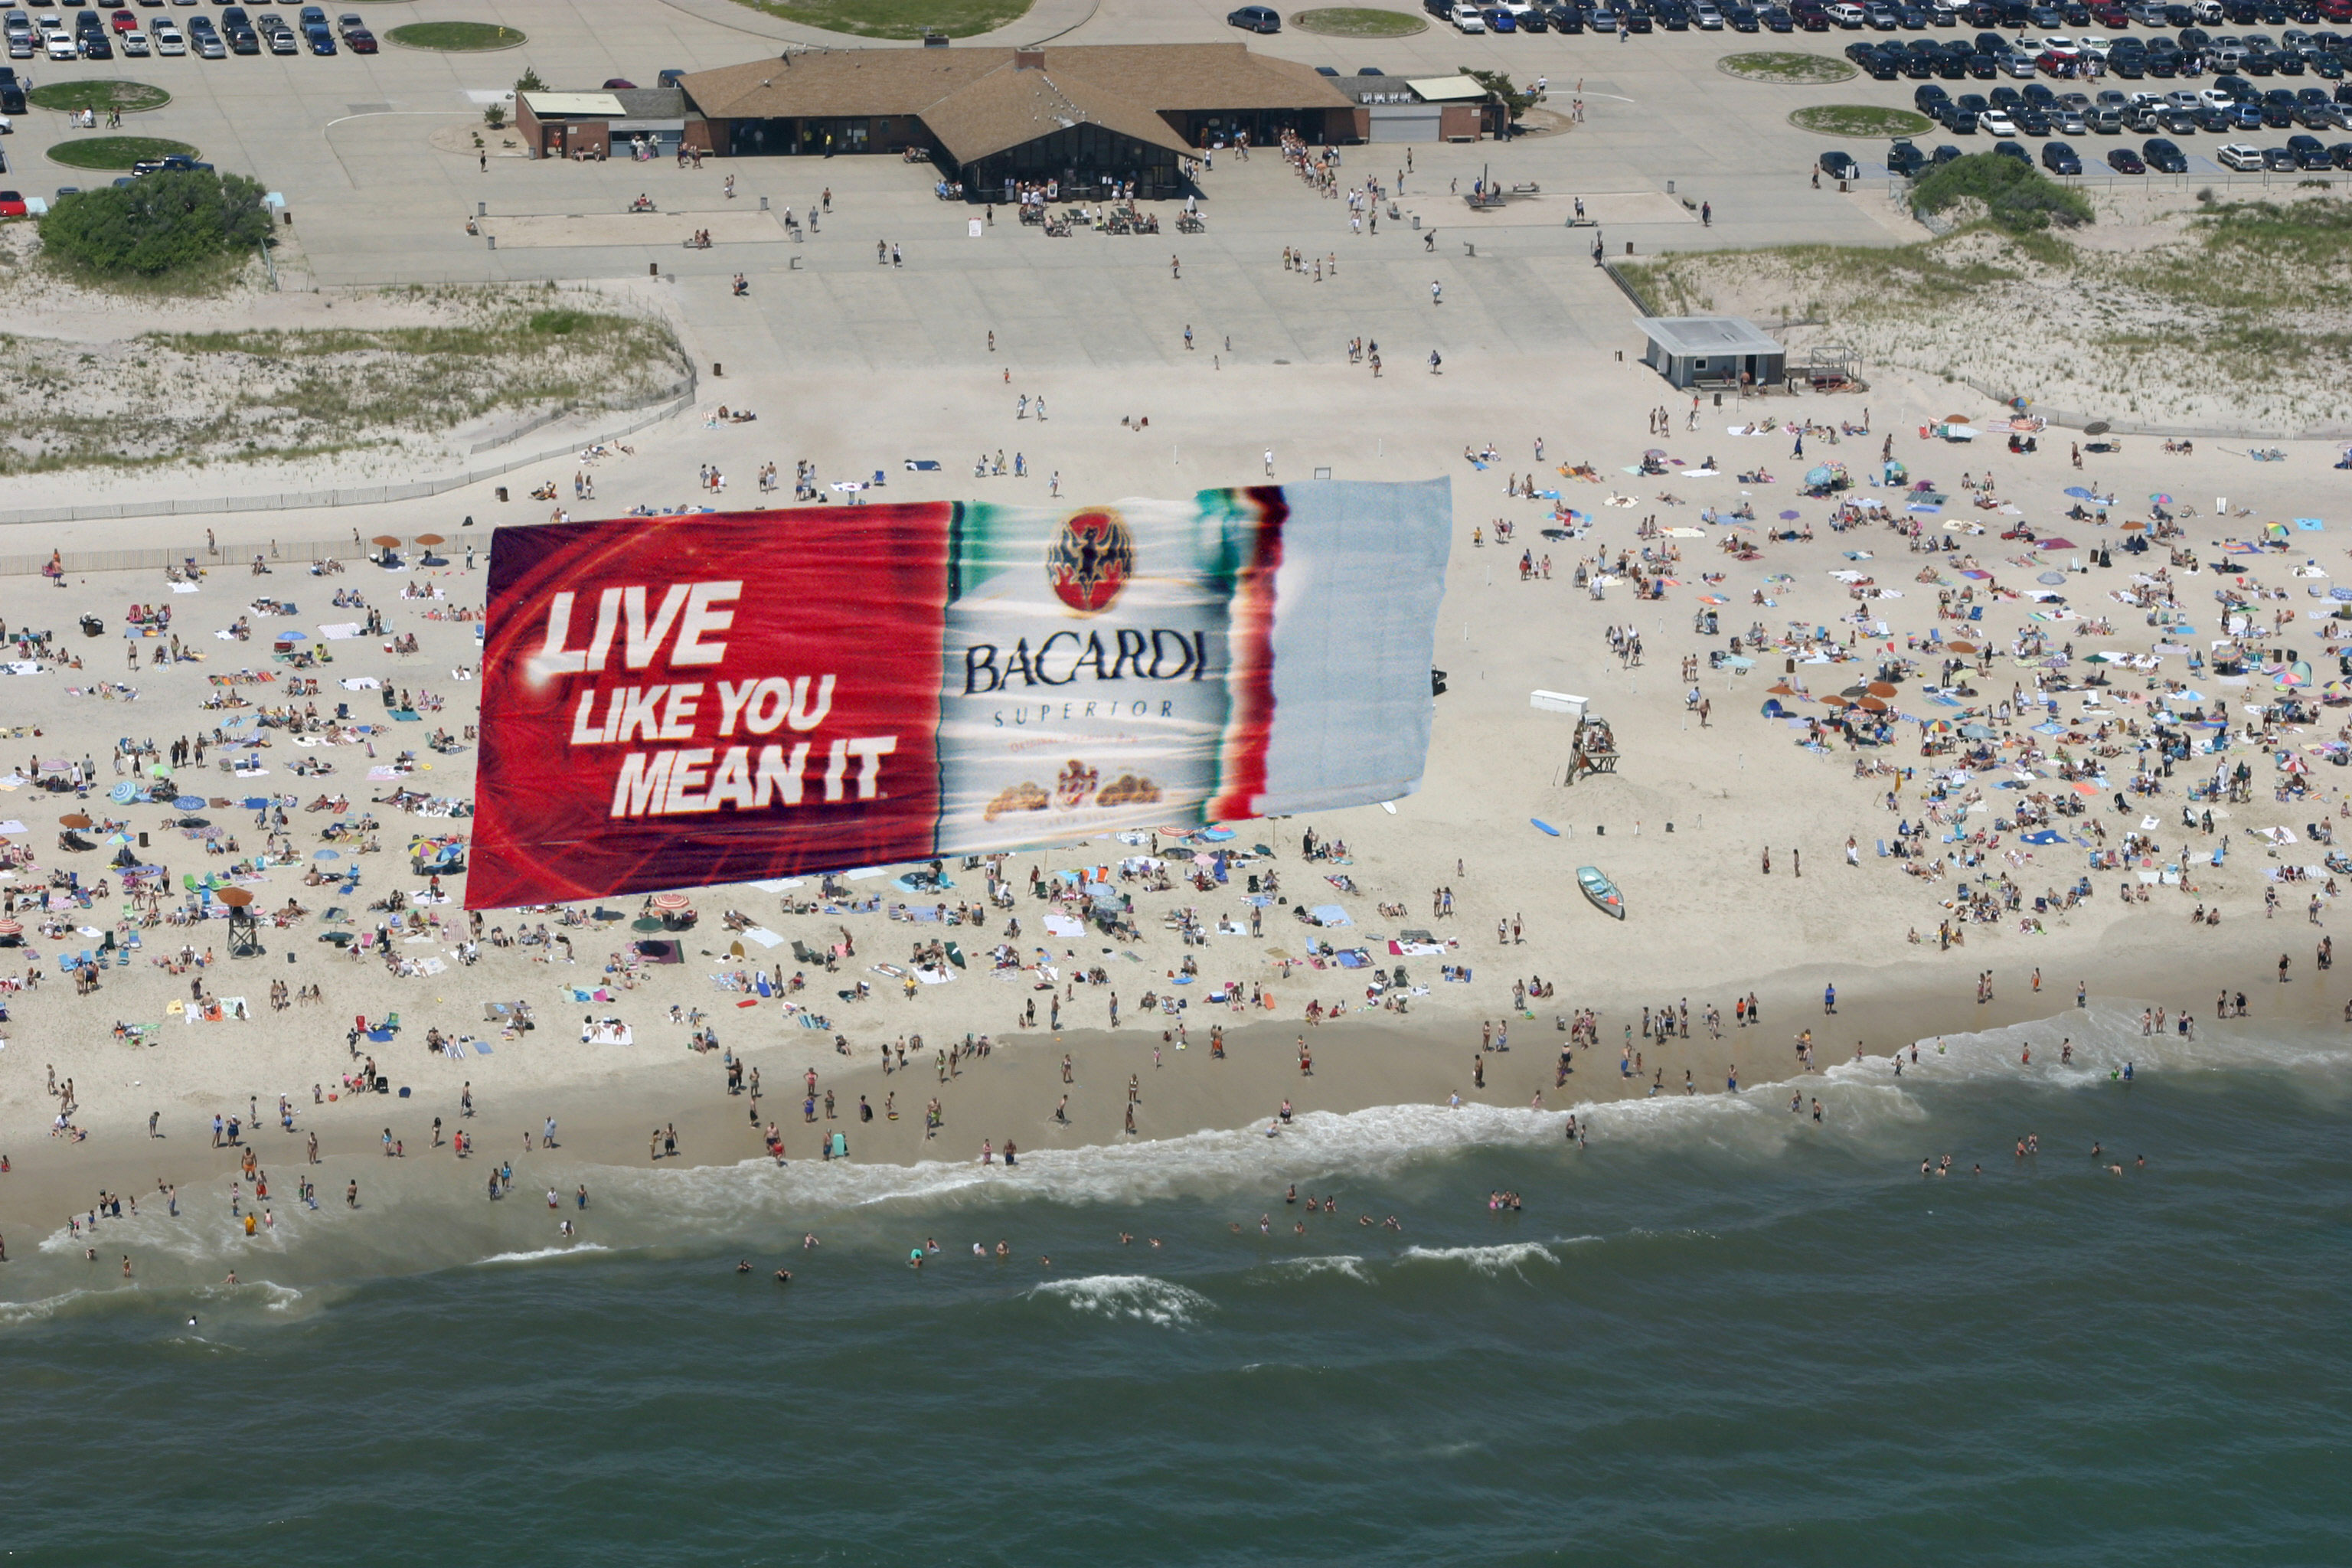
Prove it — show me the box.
[173,795,205,811]
[314,849,341,861]
[279,630,308,642]
[2064,485,2096,498]
[1960,724,1995,739]
[109,782,138,804]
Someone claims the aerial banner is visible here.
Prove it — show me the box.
[466,479,1450,908]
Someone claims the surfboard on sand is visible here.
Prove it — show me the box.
[1532,818,1560,836]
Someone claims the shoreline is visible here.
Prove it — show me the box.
[8,933,2342,1253]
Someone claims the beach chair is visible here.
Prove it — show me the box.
[1877,839,1888,858]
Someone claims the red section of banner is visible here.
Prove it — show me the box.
[1210,485,1287,822]
[469,507,953,908]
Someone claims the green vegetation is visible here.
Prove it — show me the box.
[1788,103,1934,138]
[26,80,172,114]
[729,0,1031,38]
[1292,6,1428,34]
[1717,51,1855,83]
[1622,237,2028,321]
[46,136,202,172]
[1457,67,1534,122]
[385,21,528,50]
[1913,152,2092,231]
[38,169,266,283]
[0,289,688,476]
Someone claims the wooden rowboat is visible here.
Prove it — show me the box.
[1576,865,1625,920]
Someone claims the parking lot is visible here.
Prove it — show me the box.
[2,0,2341,365]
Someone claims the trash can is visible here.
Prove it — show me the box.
[495,486,509,502]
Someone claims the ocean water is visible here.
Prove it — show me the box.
[5,1008,2349,1566]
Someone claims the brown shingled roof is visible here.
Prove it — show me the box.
[677,43,1355,136]
[920,60,1199,165]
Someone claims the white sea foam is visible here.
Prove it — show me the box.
[1027,1273,1211,1328]
[1396,1241,1563,1277]
[473,1243,613,1267]
[1266,1253,1374,1285]
[0,1287,103,1329]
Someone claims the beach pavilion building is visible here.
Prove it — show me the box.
[675,44,1363,201]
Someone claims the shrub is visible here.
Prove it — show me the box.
[1458,67,1536,122]
[1912,153,2092,234]
[38,170,273,279]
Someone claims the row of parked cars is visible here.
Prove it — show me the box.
[1845,27,2352,81]
[4,5,377,60]
[1415,0,2352,33]
[1915,74,2352,134]
[1823,119,2352,173]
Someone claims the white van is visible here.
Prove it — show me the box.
[1451,2,1486,28]
[1826,2,1866,23]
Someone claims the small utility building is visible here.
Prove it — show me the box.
[1635,315,1786,390]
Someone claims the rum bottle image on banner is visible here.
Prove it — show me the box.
[933,490,1279,854]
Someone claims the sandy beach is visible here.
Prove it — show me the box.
[8,332,2352,1252]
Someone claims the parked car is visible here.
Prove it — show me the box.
[0,188,24,217]
[1887,137,1929,171]
[2217,137,2268,159]
[1981,106,2021,129]
[303,21,334,51]
[2142,132,2190,164]
[1227,4,1281,28]
[152,19,182,53]
[2107,142,2148,165]
[1819,146,1862,176]
[1452,2,1488,24]
[2042,136,2085,165]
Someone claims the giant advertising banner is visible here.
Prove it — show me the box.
[466,479,1450,908]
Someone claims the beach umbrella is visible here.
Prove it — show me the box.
[59,813,92,828]
[174,795,205,810]
[0,920,20,936]
[1960,724,1994,739]
[2038,572,2067,586]
[2150,493,2173,506]
[279,630,308,642]
[1943,414,1972,425]
[1947,641,1978,654]
[2064,486,2096,499]
[632,916,666,933]
[652,892,693,911]
[1821,694,1850,707]
[1857,696,1889,713]
[2085,420,2112,436]
[178,816,210,829]
[216,887,253,908]
[415,534,446,547]
[2121,520,2148,532]
[371,535,401,547]
[1867,681,1898,697]
[314,848,341,861]
[1645,447,1666,458]
[1779,509,1801,520]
